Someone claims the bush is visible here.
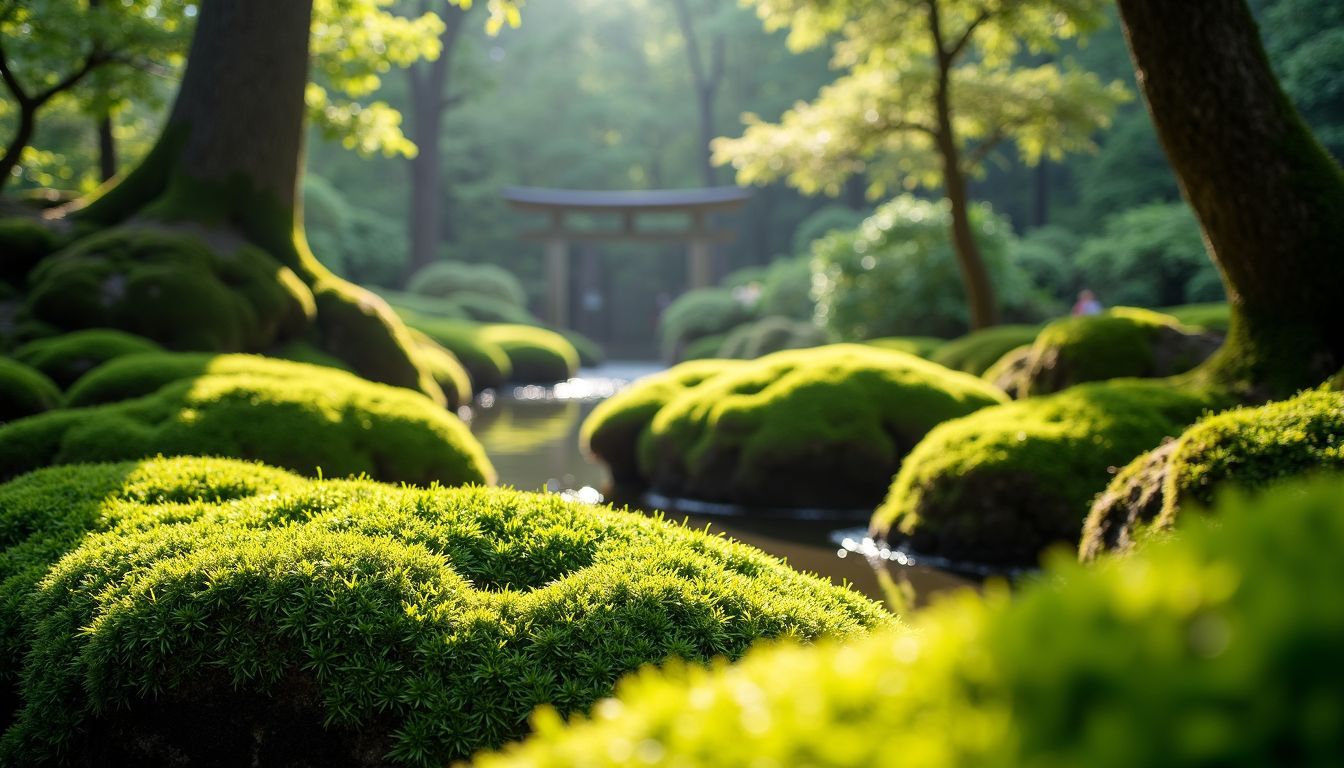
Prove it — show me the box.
[1082,389,1344,559]
[1074,203,1223,308]
[581,360,745,487]
[863,336,944,358]
[407,260,528,308]
[681,333,729,361]
[451,293,537,325]
[477,324,580,384]
[476,476,1344,768]
[0,359,61,421]
[11,329,162,389]
[0,358,493,486]
[716,317,827,360]
[789,204,867,255]
[376,288,472,321]
[0,456,888,765]
[929,324,1042,376]
[658,288,755,361]
[872,380,1220,566]
[642,345,1008,509]
[302,176,408,287]
[1009,225,1080,303]
[0,217,58,286]
[758,255,816,321]
[398,314,512,391]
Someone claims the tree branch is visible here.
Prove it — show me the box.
[0,40,30,104]
[33,51,111,106]
[962,129,1007,171]
[947,7,992,62]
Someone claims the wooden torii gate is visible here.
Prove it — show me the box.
[502,186,752,327]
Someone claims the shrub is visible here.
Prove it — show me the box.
[789,204,867,255]
[863,336,944,358]
[1074,203,1223,308]
[758,255,816,321]
[398,314,512,391]
[302,175,408,287]
[658,288,755,361]
[0,456,888,765]
[642,345,1008,509]
[0,217,58,286]
[1082,389,1344,559]
[716,317,827,360]
[681,333,729,361]
[451,293,537,325]
[0,359,61,421]
[376,288,472,321]
[581,360,745,487]
[478,324,580,384]
[0,359,493,486]
[872,380,1221,566]
[1009,225,1080,303]
[929,324,1041,376]
[407,260,528,307]
[11,329,162,389]
[476,476,1344,768]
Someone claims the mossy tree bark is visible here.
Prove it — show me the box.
[1117,0,1344,399]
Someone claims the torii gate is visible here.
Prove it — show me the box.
[503,186,752,327]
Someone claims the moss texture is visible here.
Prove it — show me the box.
[0,217,59,286]
[477,325,580,384]
[0,359,61,422]
[929,324,1042,376]
[873,380,1221,566]
[558,329,605,368]
[642,345,1008,509]
[376,289,471,321]
[0,456,888,766]
[658,288,755,361]
[716,317,827,360]
[451,294,538,325]
[0,358,493,486]
[981,343,1033,398]
[407,330,473,410]
[1082,388,1344,559]
[476,476,1344,768]
[581,360,746,487]
[397,313,511,391]
[863,336,944,358]
[406,260,528,307]
[1160,302,1231,333]
[11,329,162,389]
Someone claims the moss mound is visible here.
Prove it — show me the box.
[0,217,59,285]
[716,317,827,359]
[478,324,580,384]
[873,380,1219,566]
[0,359,61,421]
[477,476,1344,768]
[451,293,537,325]
[397,313,512,391]
[658,288,754,361]
[929,324,1041,376]
[0,358,493,486]
[406,260,528,307]
[406,330,473,409]
[681,333,729,361]
[864,336,944,358]
[559,329,605,368]
[1161,302,1231,333]
[376,288,471,321]
[982,343,1033,398]
[1082,389,1344,559]
[11,329,162,389]
[1009,307,1223,396]
[642,345,1008,509]
[581,360,746,487]
[0,456,887,765]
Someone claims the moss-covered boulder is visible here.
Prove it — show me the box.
[476,476,1344,768]
[1008,307,1223,397]
[0,456,888,765]
[1161,301,1231,333]
[406,260,528,307]
[0,358,493,486]
[1082,389,1344,560]
[929,324,1041,376]
[478,324,580,384]
[982,343,1033,398]
[559,329,605,368]
[642,345,1008,509]
[11,329,162,389]
[0,217,59,286]
[0,359,61,422]
[581,360,746,487]
[406,331,473,409]
[451,293,537,325]
[658,288,755,361]
[398,313,512,391]
[376,288,472,321]
[716,317,827,359]
[872,381,1220,566]
[864,336,944,358]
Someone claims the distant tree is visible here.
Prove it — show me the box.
[714,0,1129,329]
[670,0,728,186]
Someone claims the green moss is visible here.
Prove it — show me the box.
[11,329,162,389]
[642,345,1008,509]
[23,227,314,353]
[407,330,473,409]
[478,324,580,384]
[377,288,472,321]
[559,329,605,368]
[981,343,1033,398]
[65,351,349,407]
[406,260,528,307]
[1160,302,1232,333]
[0,456,888,765]
[929,324,1042,376]
[0,218,59,286]
[0,359,492,486]
[863,336,944,358]
[451,293,538,325]
[0,359,61,421]
[716,317,827,359]
[1082,389,1344,559]
[658,288,755,361]
[476,476,1344,768]
[873,380,1221,566]
[581,360,746,487]
[680,333,729,361]
[398,313,512,391]
[270,340,354,372]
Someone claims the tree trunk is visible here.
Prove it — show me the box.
[97,113,117,182]
[1117,0,1344,397]
[671,0,723,188]
[696,82,718,187]
[934,83,998,330]
[0,102,34,194]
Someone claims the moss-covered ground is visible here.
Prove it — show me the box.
[11,329,162,389]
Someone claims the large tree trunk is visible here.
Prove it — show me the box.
[1117,0,1344,397]
[934,83,999,331]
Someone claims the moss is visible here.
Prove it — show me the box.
[1012,307,1223,397]
[0,359,61,422]
[407,330,473,409]
[0,218,59,286]
[1082,389,1344,559]
[981,343,1033,398]
[716,317,827,359]
[11,329,162,389]
[658,288,755,361]
[929,324,1042,376]
[0,456,888,765]
[451,293,537,325]
[22,227,314,353]
[376,288,472,321]
[559,329,605,368]
[581,360,746,487]
[863,336,944,358]
[0,359,492,486]
[476,476,1344,768]
[397,313,511,391]
[872,380,1222,566]
[1160,302,1231,333]
[680,333,729,361]
[65,351,350,407]
[478,324,580,384]
[270,340,354,372]
[406,260,528,307]
[642,345,1008,509]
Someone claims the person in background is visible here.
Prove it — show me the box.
[1072,288,1103,316]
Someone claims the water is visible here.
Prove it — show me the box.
[466,364,975,610]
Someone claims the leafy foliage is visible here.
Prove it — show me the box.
[1074,203,1223,308]
[658,288,756,361]
[302,175,408,286]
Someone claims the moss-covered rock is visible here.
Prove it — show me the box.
[559,329,605,368]
[397,313,511,391]
[0,359,61,422]
[451,293,537,325]
[1009,308,1223,397]
[11,329,162,389]
[271,340,355,372]
[863,336,944,358]
[0,359,493,486]
[642,345,1009,509]
[406,260,528,307]
[1161,302,1231,333]
[658,288,755,361]
[1082,389,1344,560]
[0,217,59,286]
[478,324,580,384]
[929,324,1041,376]
[407,330,473,409]
[872,380,1220,566]
[376,288,472,321]
[581,360,746,487]
[982,343,1033,398]
[0,456,888,765]
[64,351,317,406]
[716,317,827,360]
[476,476,1344,768]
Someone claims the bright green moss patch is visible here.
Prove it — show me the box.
[716,317,827,359]
[863,336,944,358]
[642,345,1008,509]
[1082,389,1344,559]
[873,380,1220,566]
[12,329,162,389]
[0,217,58,286]
[477,476,1344,768]
[408,330,473,409]
[0,359,61,422]
[0,456,888,765]
[312,281,445,405]
[581,360,746,487]
[929,324,1041,376]
[478,324,580,384]
[398,313,512,391]
[0,359,493,486]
